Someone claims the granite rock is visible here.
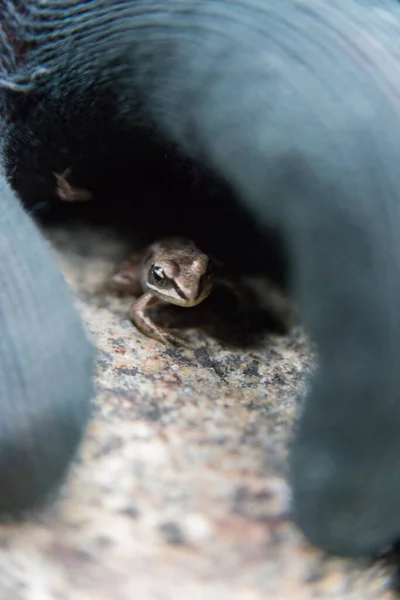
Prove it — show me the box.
[0,224,395,600]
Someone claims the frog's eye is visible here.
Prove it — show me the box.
[151,265,166,282]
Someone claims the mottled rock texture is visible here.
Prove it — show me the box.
[0,224,396,600]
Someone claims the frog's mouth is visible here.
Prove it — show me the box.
[179,276,214,308]
[148,277,213,308]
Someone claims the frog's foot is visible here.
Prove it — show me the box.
[129,293,190,347]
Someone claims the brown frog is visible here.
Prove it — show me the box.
[110,237,222,345]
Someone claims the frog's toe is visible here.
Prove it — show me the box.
[163,331,191,348]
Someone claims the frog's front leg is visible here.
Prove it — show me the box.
[129,292,189,346]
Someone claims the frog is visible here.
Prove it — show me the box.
[109,237,235,345]
[54,168,93,202]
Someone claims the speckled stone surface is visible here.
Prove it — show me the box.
[0,224,396,600]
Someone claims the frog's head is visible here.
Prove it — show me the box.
[146,253,214,307]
